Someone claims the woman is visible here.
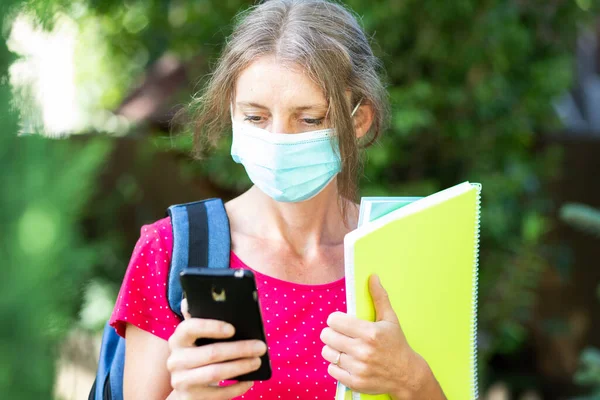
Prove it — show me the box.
[110,0,447,399]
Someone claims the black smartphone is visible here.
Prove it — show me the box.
[179,268,272,381]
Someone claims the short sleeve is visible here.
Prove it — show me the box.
[109,217,181,341]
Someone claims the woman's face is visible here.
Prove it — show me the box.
[232,55,331,134]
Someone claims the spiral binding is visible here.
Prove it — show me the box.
[471,183,482,399]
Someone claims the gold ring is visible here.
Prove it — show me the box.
[333,351,342,366]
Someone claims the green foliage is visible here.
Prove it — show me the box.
[560,204,600,398]
[343,0,595,369]
[19,0,254,113]
[1,1,111,395]
[4,0,600,395]
[0,135,110,398]
[41,0,596,369]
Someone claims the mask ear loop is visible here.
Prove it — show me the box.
[351,98,363,117]
[325,97,362,120]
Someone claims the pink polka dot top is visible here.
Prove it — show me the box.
[110,217,347,399]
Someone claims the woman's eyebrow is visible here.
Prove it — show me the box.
[236,101,328,111]
[237,101,268,109]
[293,104,329,112]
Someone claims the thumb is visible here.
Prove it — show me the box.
[369,274,398,323]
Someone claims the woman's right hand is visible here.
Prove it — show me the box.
[166,298,267,400]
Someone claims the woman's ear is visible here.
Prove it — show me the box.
[353,103,375,139]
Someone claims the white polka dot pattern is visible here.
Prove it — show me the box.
[110,217,347,399]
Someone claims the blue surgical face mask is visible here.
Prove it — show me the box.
[230,101,361,203]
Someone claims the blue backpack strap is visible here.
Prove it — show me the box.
[89,198,230,400]
[166,198,231,318]
[90,323,125,400]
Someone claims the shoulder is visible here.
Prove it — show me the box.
[110,216,179,340]
[128,217,173,276]
[138,217,172,247]
[127,216,174,293]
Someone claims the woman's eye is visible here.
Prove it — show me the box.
[302,118,324,126]
[243,115,263,124]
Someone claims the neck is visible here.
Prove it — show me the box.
[236,181,358,257]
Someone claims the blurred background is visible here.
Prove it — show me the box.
[1,0,600,399]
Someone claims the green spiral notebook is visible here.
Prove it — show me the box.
[336,181,481,400]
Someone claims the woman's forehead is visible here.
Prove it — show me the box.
[234,56,327,110]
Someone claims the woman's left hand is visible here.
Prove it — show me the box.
[320,274,445,400]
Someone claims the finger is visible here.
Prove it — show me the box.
[321,345,348,367]
[328,362,373,394]
[215,381,254,399]
[369,274,399,323]
[169,318,235,349]
[322,345,365,376]
[181,298,192,320]
[172,377,254,398]
[327,363,352,387]
[176,357,262,386]
[168,340,267,371]
[320,327,356,355]
[326,311,373,339]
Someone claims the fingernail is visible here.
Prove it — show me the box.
[222,324,234,335]
[374,274,384,288]
[254,341,266,353]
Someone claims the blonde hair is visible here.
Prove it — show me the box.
[184,0,389,213]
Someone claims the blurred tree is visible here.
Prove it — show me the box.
[6,0,600,395]
[560,203,600,399]
[0,0,111,397]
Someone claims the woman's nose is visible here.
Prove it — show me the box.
[270,113,293,134]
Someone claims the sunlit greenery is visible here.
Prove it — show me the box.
[2,0,600,397]
[1,1,110,397]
